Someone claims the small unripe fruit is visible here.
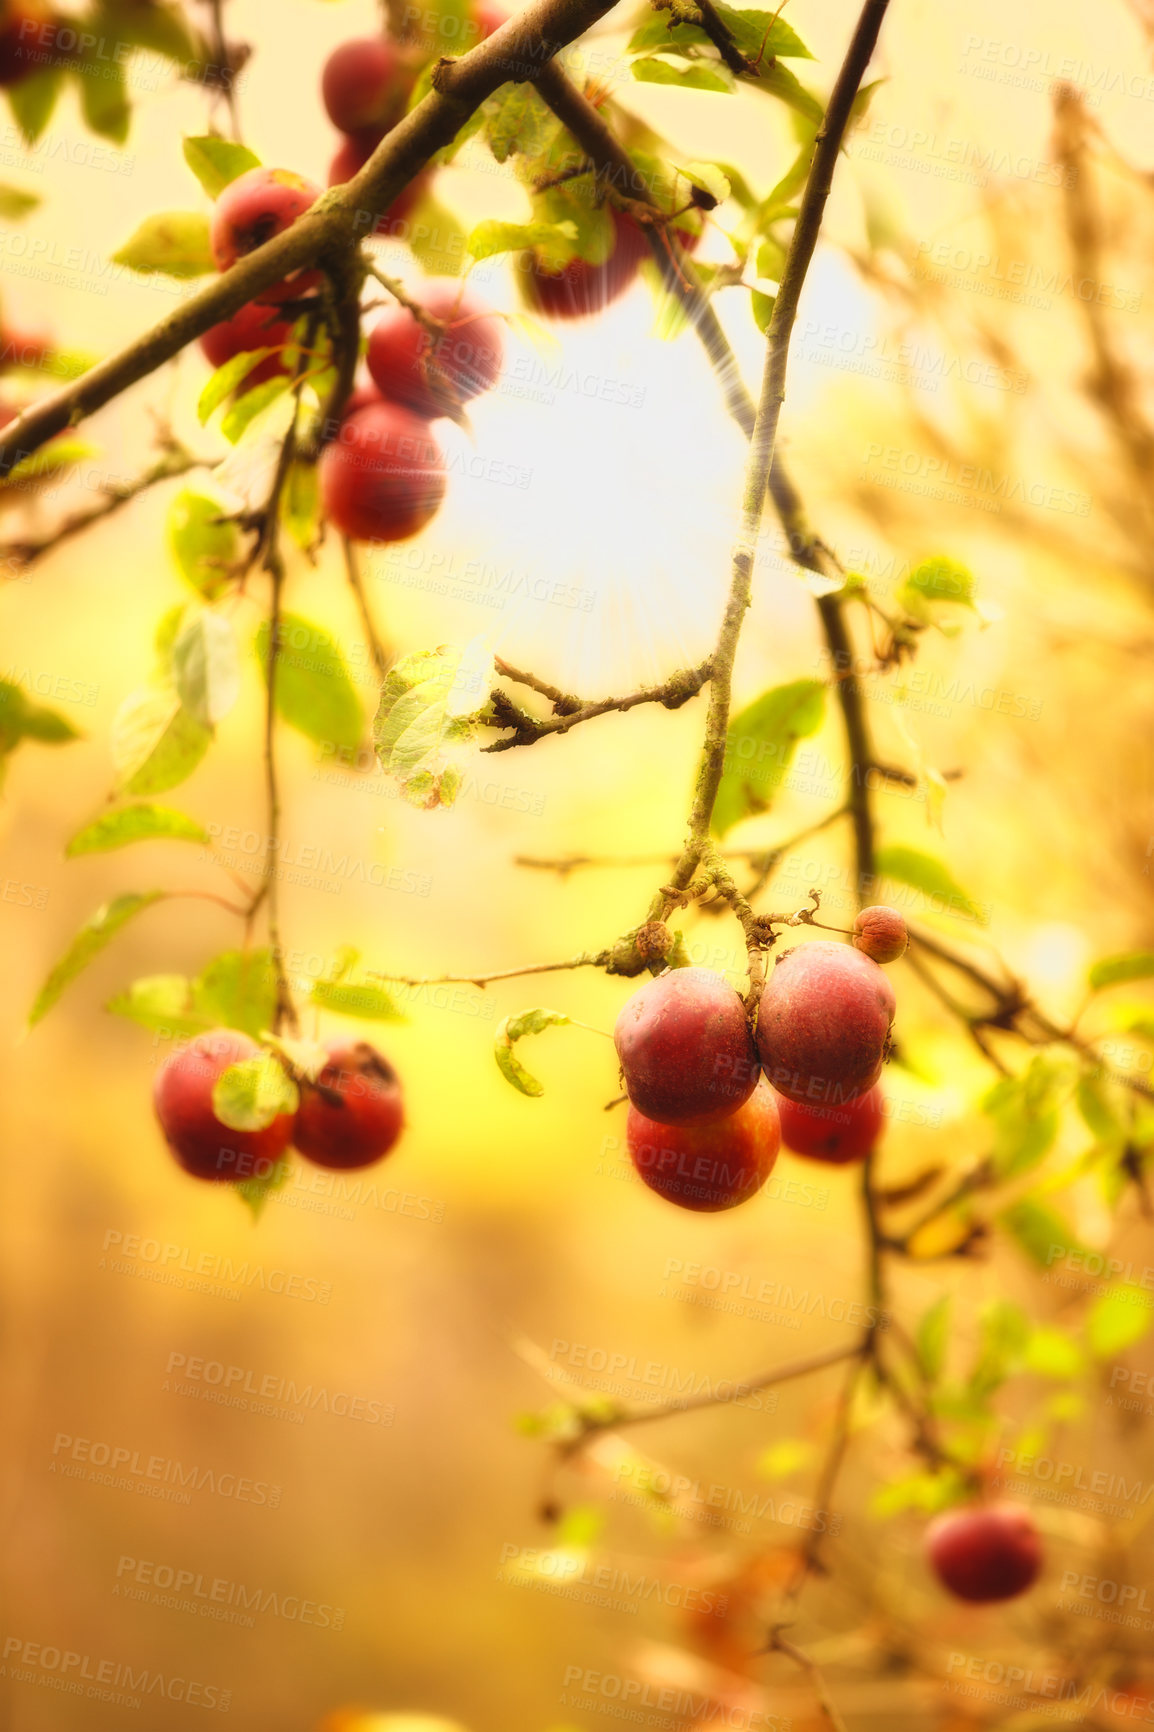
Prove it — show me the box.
[775,1083,883,1164]
[926,1504,1041,1603]
[294,1041,404,1170]
[519,211,647,321]
[627,1079,780,1211]
[853,905,908,964]
[614,966,760,1126]
[210,167,321,303]
[633,921,673,967]
[757,941,895,1107]
[153,1030,294,1183]
[366,283,504,419]
[319,401,446,543]
[200,301,294,389]
[321,37,406,138]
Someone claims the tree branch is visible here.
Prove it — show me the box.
[0,442,209,573]
[660,0,891,904]
[484,657,713,750]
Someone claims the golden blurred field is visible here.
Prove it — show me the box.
[3,0,1154,1727]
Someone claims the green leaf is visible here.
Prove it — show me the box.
[494,1008,571,1097]
[220,377,291,444]
[212,1052,299,1133]
[406,190,468,277]
[183,135,261,199]
[1089,951,1154,991]
[281,460,320,550]
[983,1050,1074,1180]
[1087,1285,1154,1359]
[969,1298,1030,1397]
[100,0,199,62]
[7,68,63,144]
[750,288,775,333]
[712,3,813,58]
[29,892,164,1026]
[895,555,976,627]
[0,680,80,770]
[235,1152,292,1222]
[875,844,986,924]
[999,1197,1085,1268]
[1076,1070,1127,1148]
[111,685,213,796]
[197,349,277,425]
[2,436,96,491]
[373,642,492,808]
[756,235,786,282]
[255,613,363,754]
[311,978,405,1022]
[0,183,39,220]
[66,804,208,857]
[167,488,240,599]
[484,83,554,163]
[172,610,240,728]
[74,54,130,143]
[107,973,207,1038]
[100,0,198,62]
[467,217,577,265]
[627,6,810,59]
[750,61,823,123]
[871,1466,967,1519]
[193,949,277,1040]
[915,1294,950,1382]
[712,678,825,837]
[534,178,613,265]
[631,57,734,92]
[1023,1326,1083,1379]
[112,211,214,279]
[681,162,731,205]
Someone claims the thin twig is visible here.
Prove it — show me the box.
[0,444,208,574]
[343,536,392,676]
[485,658,713,750]
[372,951,610,989]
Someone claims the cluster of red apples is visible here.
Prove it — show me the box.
[199,156,506,546]
[615,910,1047,1609]
[153,1032,404,1181]
[194,20,687,548]
[614,906,908,1214]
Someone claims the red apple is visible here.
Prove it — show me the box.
[199,300,295,389]
[627,1078,780,1211]
[210,166,321,304]
[926,1503,1042,1603]
[321,36,408,138]
[153,1030,294,1183]
[293,1040,404,1170]
[519,210,647,321]
[776,1083,883,1164]
[614,966,760,1126]
[756,941,895,1108]
[319,400,446,543]
[366,282,504,418]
